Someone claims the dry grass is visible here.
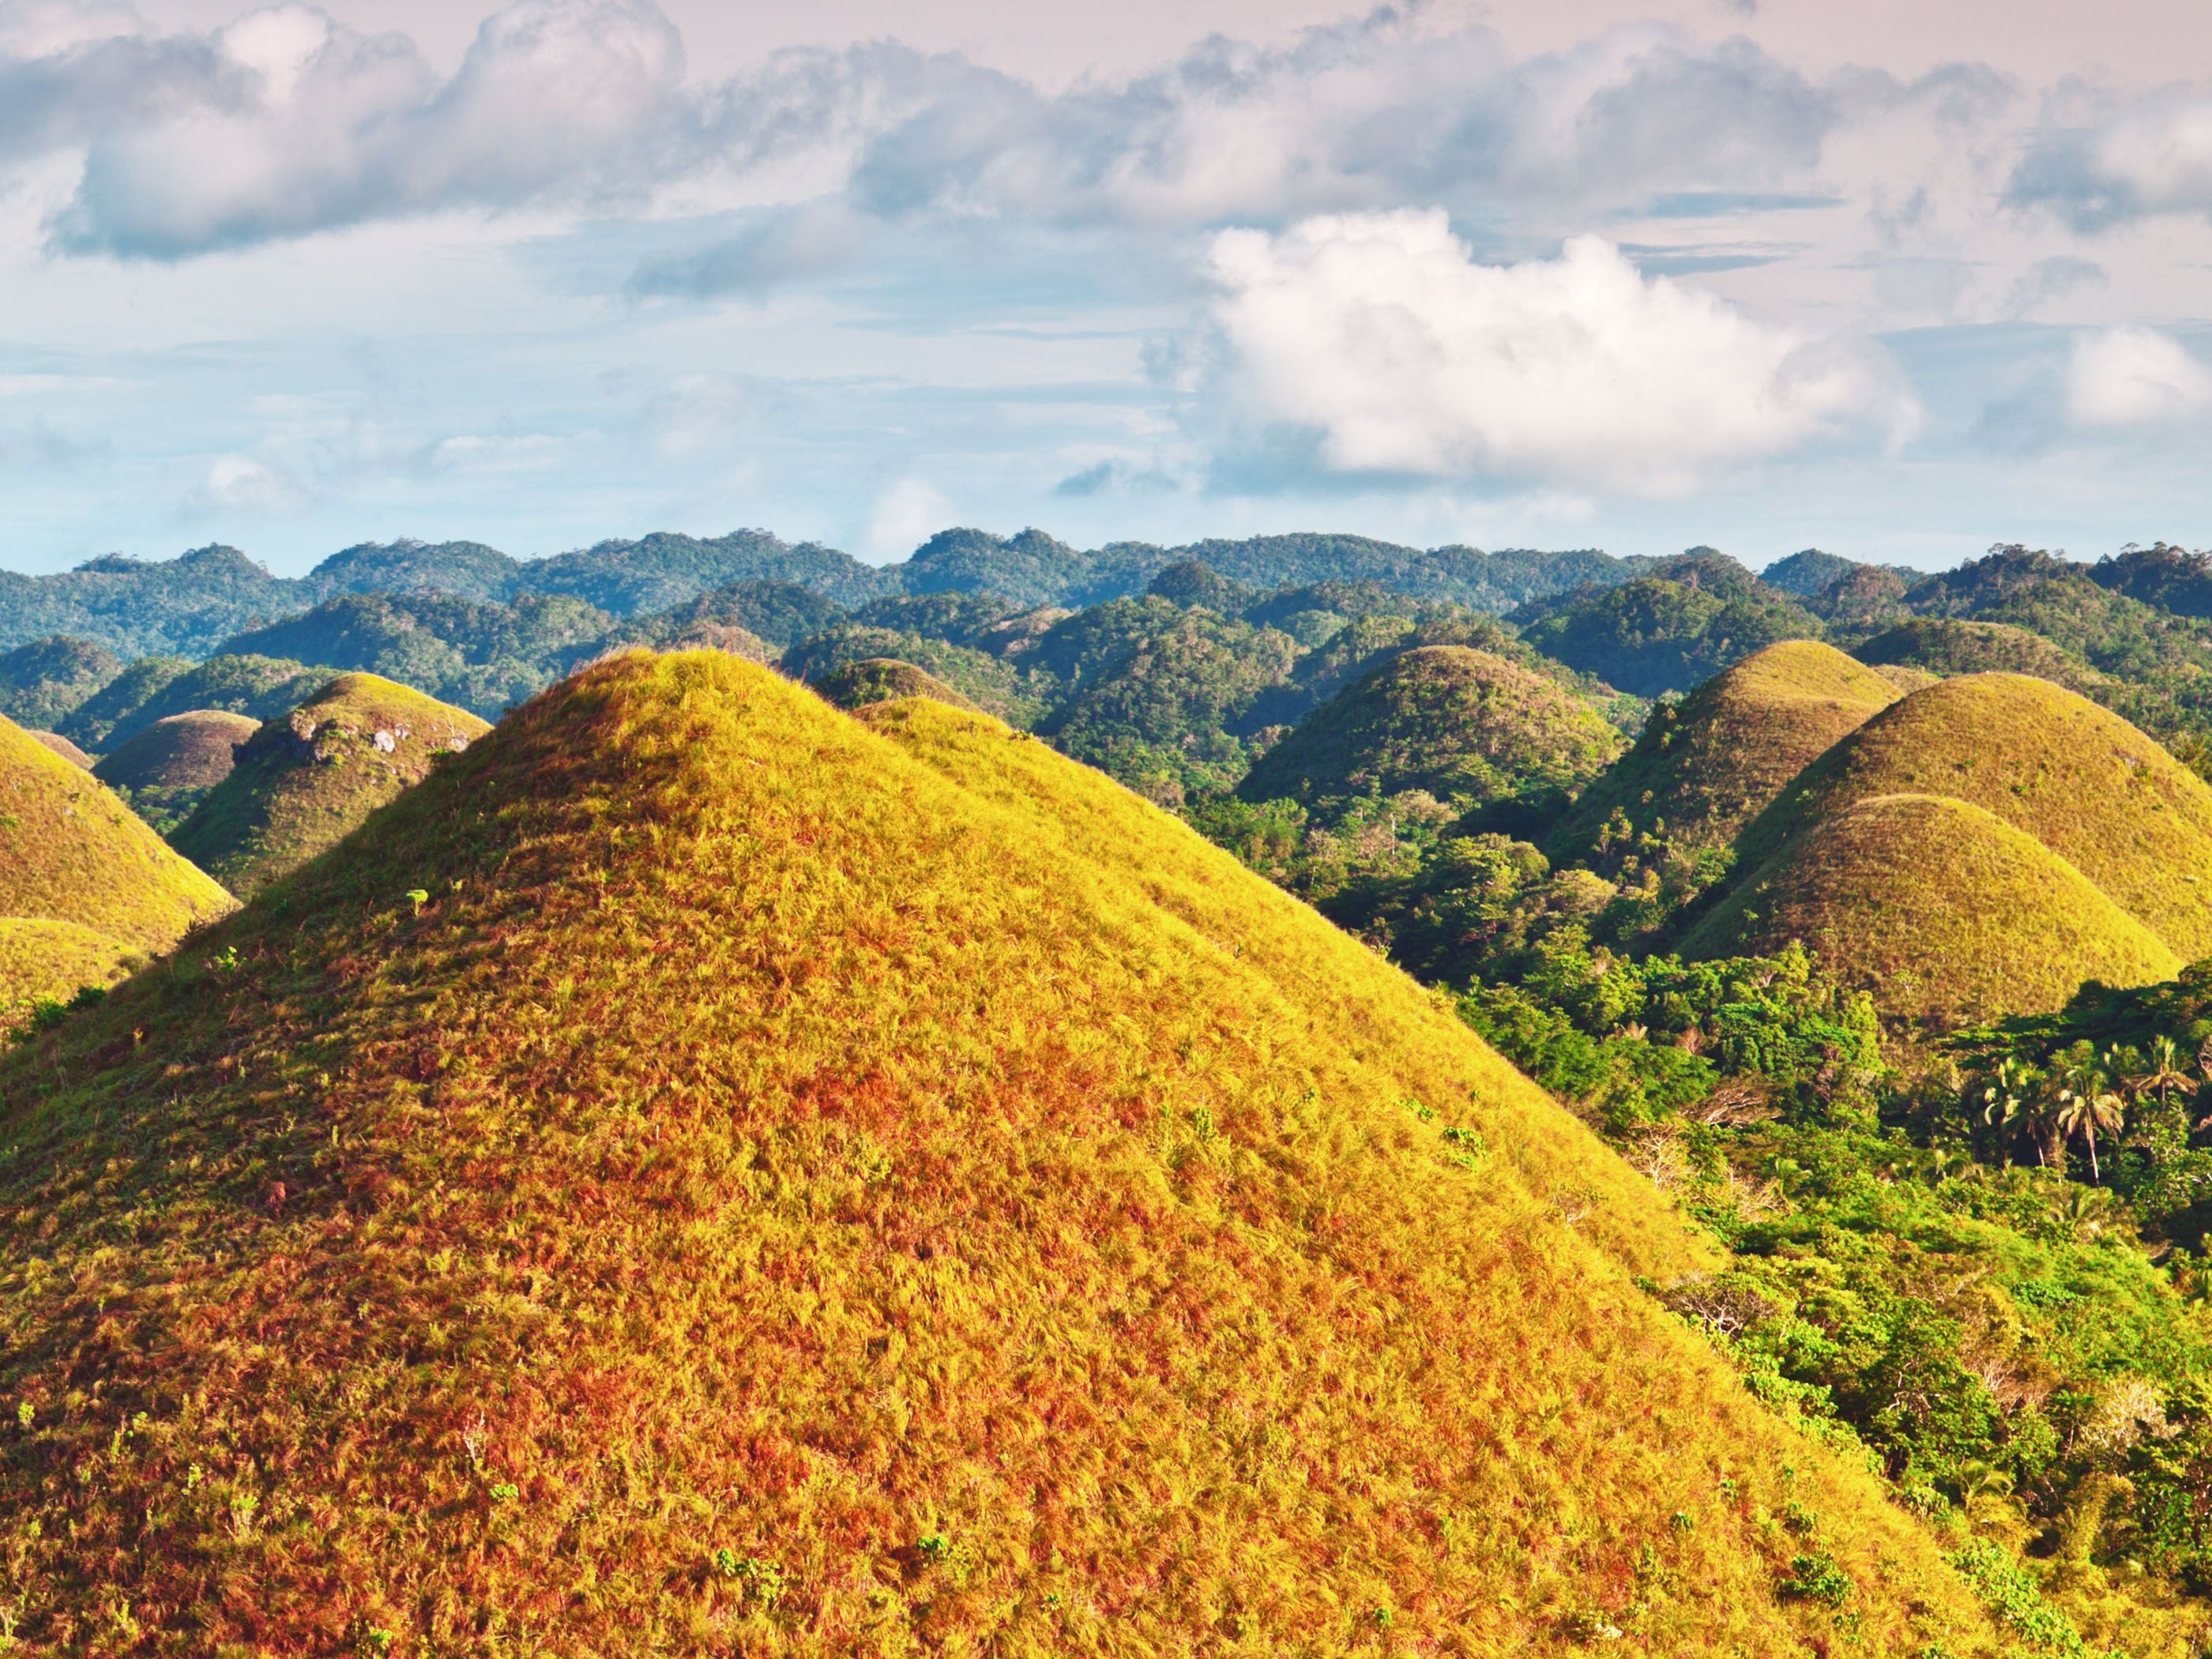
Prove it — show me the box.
[1547,639,1900,860]
[1732,672,2212,960]
[167,672,491,899]
[1683,792,2182,1025]
[92,710,259,792]
[25,732,90,769]
[0,652,2002,1656]
[0,916,142,1011]
[813,657,982,715]
[0,711,235,951]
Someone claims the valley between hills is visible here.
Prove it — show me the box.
[11,530,2212,1653]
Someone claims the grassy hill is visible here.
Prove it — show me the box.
[0,916,149,1013]
[0,650,2000,1653]
[58,653,341,751]
[92,709,260,833]
[1236,644,1624,823]
[167,674,490,899]
[27,729,90,767]
[1548,640,1902,862]
[813,656,982,713]
[1732,673,2212,961]
[1683,793,2182,1024]
[0,713,233,1009]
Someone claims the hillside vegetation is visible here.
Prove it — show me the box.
[168,674,490,899]
[0,652,1999,1654]
[1683,793,2184,1024]
[1236,645,1623,824]
[0,634,121,730]
[91,709,260,833]
[811,657,981,713]
[1732,674,2212,961]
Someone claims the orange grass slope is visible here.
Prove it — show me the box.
[0,709,234,952]
[1683,792,2183,1025]
[1544,638,1901,862]
[0,651,1996,1656]
[1731,672,2212,960]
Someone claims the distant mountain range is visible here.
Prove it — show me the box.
[0,529,1649,659]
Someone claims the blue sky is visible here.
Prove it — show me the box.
[1,0,2208,577]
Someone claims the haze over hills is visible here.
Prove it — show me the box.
[0,653,1996,1653]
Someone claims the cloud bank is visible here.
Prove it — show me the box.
[1203,211,1902,493]
[2067,327,2212,427]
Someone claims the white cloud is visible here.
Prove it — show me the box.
[2011,88,2212,229]
[864,476,949,559]
[1203,210,1904,494]
[2066,326,2212,427]
[190,452,298,512]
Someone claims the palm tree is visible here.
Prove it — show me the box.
[2054,1055,2127,1183]
[1983,1058,2057,1168]
[2135,1034,2195,1112]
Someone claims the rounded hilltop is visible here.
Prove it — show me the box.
[1236,643,1623,820]
[1546,638,1900,862]
[1853,618,2112,697]
[1730,671,2212,961]
[0,711,234,1011]
[92,709,258,794]
[0,649,1995,1655]
[811,656,982,714]
[168,672,490,899]
[1683,792,2181,1025]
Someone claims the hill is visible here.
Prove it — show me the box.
[1511,551,1830,697]
[1548,640,1902,862]
[2090,543,2212,620]
[167,674,490,898]
[1855,617,2113,696]
[812,656,982,713]
[0,713,233,1007]
[0,634,121,730]
[0,652,1999,1653]
[27,729,90,767]
[1683,793,2181,1025]
[1236,645,1624,823]
[0,917,147,1014]
[92,709,259,832]
[58,653,340,750]
[1732,673,2212,961]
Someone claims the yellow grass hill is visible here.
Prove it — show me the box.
[1729,672,2212,961]
[0,711,234,1012]
[0,916,149,1012]
[167,672,491,899]
[0,651,2003,1655]
[1236,644,1626,822]
[1682,792,2182,1025]
[813,655,983,714]
[1545,639,1901,863]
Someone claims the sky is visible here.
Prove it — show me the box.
[1,0,2209,577]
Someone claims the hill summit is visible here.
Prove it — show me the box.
[167,672,491,898]
[0,651,1992,1653]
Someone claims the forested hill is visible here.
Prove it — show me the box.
[0,529,1642,656]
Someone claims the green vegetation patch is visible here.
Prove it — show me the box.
[812,656,983,714]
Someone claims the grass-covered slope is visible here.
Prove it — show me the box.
[1683,793,2182,1024]
[1235,644,1624,820]
[0,653,1996,1655]
[812,656,982,713]
[0,712,235,954]
[1548,640,1902,860]
[167,673,490,899]
[1733,673,2212,960]
[0,916,144,1013]
[93,709,258,792]
[1853,618,2112,696]
[26,729,90,767]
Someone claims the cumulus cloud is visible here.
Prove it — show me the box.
[2011,88,2212,229]
[2067,326,2212,427]
[1202,210,1903,495]
[865,476,950,559]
